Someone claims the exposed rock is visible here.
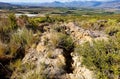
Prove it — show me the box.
[12,22,108,79]
[65,22,108,45]
[70,53,95,79]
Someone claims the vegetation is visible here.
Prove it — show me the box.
[0,7,120,79]
[0,14,39,79]
[75,39,120,79]
[50,32,74,50]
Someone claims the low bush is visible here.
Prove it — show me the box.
[0,41,7,56]
[9,28,35,57]
[105,25,120,36]
[75,39,120,79]
[50,32,74,51]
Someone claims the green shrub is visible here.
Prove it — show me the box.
[11,28,34,46]
[75,40,120,79]
[51,32,74,51]
[8,13,18,30]
[105,25,120,36]
[107,19,117,26]
[56,34,74,52]
[0,13,17,32]
[28,17,46,31]
[9,28,35,56]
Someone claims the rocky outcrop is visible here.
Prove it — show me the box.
[11,22,108,79]
[65,22,108,45]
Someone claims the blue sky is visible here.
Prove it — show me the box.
[0,0,114,3]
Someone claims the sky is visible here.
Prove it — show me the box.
[0,0,114,3]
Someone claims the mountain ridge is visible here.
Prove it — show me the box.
[1,1,120,9]
[0,2,20,9]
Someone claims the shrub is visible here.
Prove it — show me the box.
[107,19,117,26]
[12,62,47,79]
[105,25,120,36]
[11,28,34,46]
[0,17,11,43]
[56,34,74,52]
[115,32,120,49]
[17,15,29,27]
[27,17,46,31]
[9,28,35,56]
[8,13,18,30]
[50,32,74,51]
[0,41,7,56]
[9,59,22,71]
[0,18,10,32]
[75,40,120,79]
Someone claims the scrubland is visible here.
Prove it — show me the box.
[0,10,120,79]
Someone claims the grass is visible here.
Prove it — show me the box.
[0,41,7,56]
[105,25,120,36]
[9,59,22,71]
[10,28,34,46]
[9,27,35,57]
[50,32,74,51]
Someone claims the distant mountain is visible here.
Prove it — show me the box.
[0,2,12,8]
[0,2,19,9]
[66,1,103,7]
[36,1,65,7]
[97,1,120,9]
[3,0,120,9]
[13,1,103,8]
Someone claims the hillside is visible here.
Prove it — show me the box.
[0,13,120,79]
[98,1,120,9]
[0,2,19,9]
